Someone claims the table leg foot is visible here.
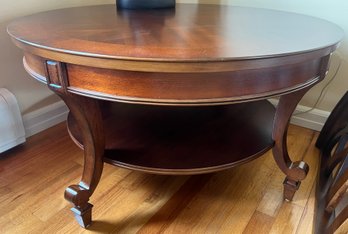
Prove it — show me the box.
[71,203,93,228]
[65,185,95,227]
[283,177,301,201]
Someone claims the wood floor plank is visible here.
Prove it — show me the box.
[0,123,322,233]
[242,211,274,234]
[256,182,284,218]
[214,157,275,234]
[110,175,188,233]
[295,181,316,234]
[269,202,304,234]
[138,174,212,234]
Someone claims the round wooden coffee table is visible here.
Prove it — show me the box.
[8,4,343,227]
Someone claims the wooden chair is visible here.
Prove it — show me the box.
[315,91,348,234]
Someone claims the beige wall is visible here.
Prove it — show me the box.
[2,0,347,114]
[178,0,348,111]
[0,0,114,114]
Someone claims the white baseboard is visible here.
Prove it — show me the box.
[21,99,330,138]
[268,99,330,132]
[22,101,68,137]
[0,137,26,153]
[291,107,330,132]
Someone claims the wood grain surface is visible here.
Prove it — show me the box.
[0,123,323,233]
[7,4,343,61]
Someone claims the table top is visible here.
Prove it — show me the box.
[7,4,343,104]
[8,4,343,62]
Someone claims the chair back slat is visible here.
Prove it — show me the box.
[326,169,348,212]
[316,92,348,149]
[315,92,348,234]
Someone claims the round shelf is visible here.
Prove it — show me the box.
[67,100,275,174]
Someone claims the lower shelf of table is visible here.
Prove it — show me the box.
[67,100,275,175]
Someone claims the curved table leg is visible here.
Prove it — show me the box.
[272,88,312,201]
[45,61,105,227]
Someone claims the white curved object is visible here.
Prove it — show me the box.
[0,88,25,153]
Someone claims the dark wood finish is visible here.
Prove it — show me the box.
[45,61,105,228]
[7,5,342,65]
[272,55,330,201]
[23,53,325,105]
[273,88,311,201]
[7,4,343,227]
[315,92,348,234]
[67,100,275,174]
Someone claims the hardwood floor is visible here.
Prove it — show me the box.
[0,123,322,233]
